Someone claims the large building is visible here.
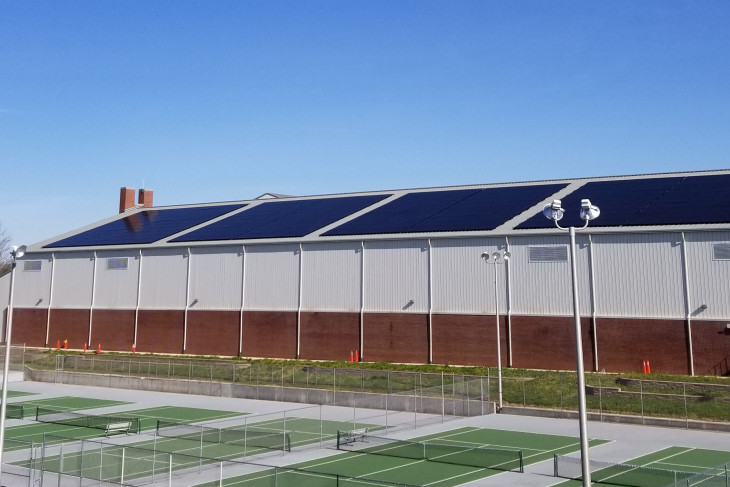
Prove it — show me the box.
[3,170,730,376]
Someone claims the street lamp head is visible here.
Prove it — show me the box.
[579,199,600,221]
[502,251,511,260]
[543,199,564,221]
[480,251,490,262]
[10,245,26,260]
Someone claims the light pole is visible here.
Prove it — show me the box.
[0,244,26,481]
[481,250,510,412]
[543,199,599,487]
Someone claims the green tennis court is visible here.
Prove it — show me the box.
[9,395,129,419]
[0,389,35,399]
[554,445,730,486]
[193,426,608,487]
[4,405,245,448]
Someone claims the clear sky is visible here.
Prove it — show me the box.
[2,1,729,248]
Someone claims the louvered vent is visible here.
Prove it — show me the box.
[529,246,568,263]
[107,257,129,270]
[23,260,42,272]
[713,243,730,260]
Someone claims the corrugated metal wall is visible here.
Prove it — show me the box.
[13,254,53,308]
[138,249,188,309]
[685,231,730,320]
[301,242,362,312]
[94,250,140,309]
[53,252,95,309]
[508,235,592,316]
[431,237,508,314]
[9,230,730,323]
[364,240,429,313]
[593,233,684,318]
[189,246,243,310]
[243,244,300,311]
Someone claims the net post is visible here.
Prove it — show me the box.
[121,447,126,484]
[519,450,524,473]
[553,454,558,477]
[57,442,63,487]
[336,430,341,450]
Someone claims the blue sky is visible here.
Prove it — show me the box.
[2,1,729,247]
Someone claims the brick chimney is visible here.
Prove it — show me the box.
[138,188,153,208]
[119,187,136,213]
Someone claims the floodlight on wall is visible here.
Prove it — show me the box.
[11,245,26,259]
[542,199,565,221]
[579,199,601,221]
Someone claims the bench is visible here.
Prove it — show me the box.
[341,427,369,445]
[105,421,133,436]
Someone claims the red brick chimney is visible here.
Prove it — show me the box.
[119,187,136,213]
[138,188,153,208]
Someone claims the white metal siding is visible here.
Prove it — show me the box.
[508,235,592,316]
[189,246,243,310]
[94,250,140,309]
[139,249,188,309]
[301,242,362,312]
[13,254,53,308]
[52,252,95,308]
[364,240,429,313]
[431,238,508,314]
[244,244,300,311]
[685,231,730,319]
[593,233,684,318]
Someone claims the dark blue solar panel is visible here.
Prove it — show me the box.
[324,184,568,236]
[517,174,730,229]
[172,194,390,241]
[44,204,245,248]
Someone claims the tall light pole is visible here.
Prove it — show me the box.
[543,199,599,487]
[481,250,510,412]
[0,244,26,481]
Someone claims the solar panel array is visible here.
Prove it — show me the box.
[323,183,568,236]
[517,173,730,229]
[44,204,245,248]
[171,194,390,242]
[42,172,730,248]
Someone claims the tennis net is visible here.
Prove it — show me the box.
[35,407,140,434]
[337,429,523,473]
[156,420,291,453]
[4,403,24,419]
[554,454,706,487]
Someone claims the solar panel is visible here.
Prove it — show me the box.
[516,174,730,229]
[323,183,567,236]
[44,204,245,248]
[171,194,390,242]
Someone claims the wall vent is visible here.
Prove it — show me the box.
[107,257,129,270]
[23,260,42,272]
[529,246,568,263]
[713,243,730,261]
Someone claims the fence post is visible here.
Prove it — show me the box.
[168,453,172,487]
[683,382,689,429]
[441,372,445,422]
[522,370,526,412]
[640,379,645,425]
[57,442,63,487]
[121,447,126,484]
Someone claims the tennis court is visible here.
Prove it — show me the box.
[555,445,730,486]
[191,426,608,487]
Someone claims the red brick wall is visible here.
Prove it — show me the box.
[363,313,429,363]
[688,320,730,376]
[90,310,136,352]
[299,312,360,361]
[48,309,91,350]
[595,317,688,375]
[431,314,506,367]
[9,308,48,347]
[241,311,297,359]
[137,310,185,354]
[186,310,240,357]
[511,315,595,371]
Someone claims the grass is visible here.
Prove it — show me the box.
[16,350,730,423]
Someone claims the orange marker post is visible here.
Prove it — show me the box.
[350,350,353,363]
[355,350,359,362]
[642,360,647,374]
[56,339,60,350]
[646,361,651,374]
[64,339,68,350]
[83,343,87,353]
[132,345,136,354]
[97,344,101,354]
